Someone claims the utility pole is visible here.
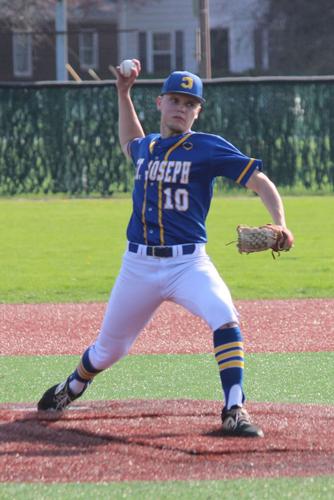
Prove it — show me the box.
[55,0,68,81]
[199,0,212,78]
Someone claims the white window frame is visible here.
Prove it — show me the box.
[79,31,98,70]
[13,31,32,77]
[150,31,174,73]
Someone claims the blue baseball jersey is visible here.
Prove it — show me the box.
[127,131,262,245]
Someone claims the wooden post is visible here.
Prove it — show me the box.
[199,0,212,78]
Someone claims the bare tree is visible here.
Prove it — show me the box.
[0,1,114,30]
[0,0,55,30]
[0,0,156,31]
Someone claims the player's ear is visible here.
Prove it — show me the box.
[156,95,162,110]
[194,105,202,120]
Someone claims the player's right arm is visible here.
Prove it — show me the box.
[113,59,145,157]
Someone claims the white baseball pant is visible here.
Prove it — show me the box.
[88,243,239,370]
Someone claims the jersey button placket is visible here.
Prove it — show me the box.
[146,175,159,244]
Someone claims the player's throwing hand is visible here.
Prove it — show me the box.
[111,59,141,93]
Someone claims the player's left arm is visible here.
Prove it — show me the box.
[113,59,145,158]
[245,169,287,227]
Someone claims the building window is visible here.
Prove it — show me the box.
[13,32,32,77]
[143,32,184,75]
[153,32,171,74]
[79,31,98,69]
[210,28,229,76]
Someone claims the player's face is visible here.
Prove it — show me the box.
[157,93,202,137]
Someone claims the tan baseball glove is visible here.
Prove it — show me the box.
[236,224,294,256]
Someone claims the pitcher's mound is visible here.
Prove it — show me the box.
[1,400,333,482]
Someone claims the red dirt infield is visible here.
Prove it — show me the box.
[1,299,333,355]
[1,400,333,482]
[1,299,333,482]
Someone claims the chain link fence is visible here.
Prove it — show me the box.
[0,77,333,195]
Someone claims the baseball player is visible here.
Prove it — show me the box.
[38,60,294,437]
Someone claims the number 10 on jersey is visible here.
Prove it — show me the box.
[163,187,189,211]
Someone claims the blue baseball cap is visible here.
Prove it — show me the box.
[160,71,205,103]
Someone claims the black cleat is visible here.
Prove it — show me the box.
[37,378,88,411]
[221,405,264,437]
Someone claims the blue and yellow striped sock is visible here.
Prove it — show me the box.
[213,327,245,409]
[69,347,102,394]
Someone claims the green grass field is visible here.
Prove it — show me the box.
[0,196,333,303]
[0,477,333,500]
[2,352,334,404]
[1,196,333,499]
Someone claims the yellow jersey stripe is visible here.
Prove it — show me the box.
[236,158,255,184]
[158,183,164,243]
[164,133,192,160]
[215,349,244,363]
[214,341,243,355]
[149,140,156,154]
[158,133,192,245]
[218,360,244,371]
[142,177,148,244]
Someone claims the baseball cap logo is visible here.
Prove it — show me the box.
[180,76,193,89]
[161,71,205,103]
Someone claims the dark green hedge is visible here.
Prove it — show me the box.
[0,77,333,195]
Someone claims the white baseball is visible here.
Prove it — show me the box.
[119,59,135,77]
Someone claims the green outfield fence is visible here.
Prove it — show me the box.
[0,76,334,195]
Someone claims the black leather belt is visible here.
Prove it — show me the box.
[128,242,196,257]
